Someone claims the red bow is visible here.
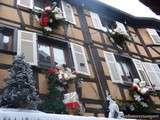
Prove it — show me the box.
[65,102,80,109]
[40,12,49,27]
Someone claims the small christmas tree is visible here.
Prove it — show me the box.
[0,55,39,109]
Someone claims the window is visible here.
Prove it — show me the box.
[38,44,51,64]
[104,51,160,87]
[38,36,67,67]
[114,21,129,36]
[132,59,152,87]
[61,0,76,24]
[38,38,90,76]
[104,51,137,84]
[70,43,90,76]
[0,27,14,51]
[34,0,52,10]
[38,44,66,66]
[143,62,160,90]
[104,51,123,83]
[90,12,107,32]
[147,28,160,44]
[115,56,134,83]
[17,0,34,9]
[130,32,140,42]
[132,59,160,90]
[53,48,66,65]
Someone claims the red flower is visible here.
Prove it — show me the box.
[48,67,58,75]
[132,85,139,92]
[40,12,49,27]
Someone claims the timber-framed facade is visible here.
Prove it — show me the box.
[0,0,160,118]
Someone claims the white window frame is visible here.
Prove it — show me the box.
[70,43,90,76]
[17,0,34,9]
[61,0,76,25]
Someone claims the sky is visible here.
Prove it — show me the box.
[98,0,160,20]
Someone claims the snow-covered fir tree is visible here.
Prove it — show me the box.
[0,55,39,109]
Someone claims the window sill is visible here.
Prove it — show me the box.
[115,81,132,88]
[121,81,132,88]
[17,6,33,13]
[146,44,160,47]
[0,49,16,55]
[38,62,55,69]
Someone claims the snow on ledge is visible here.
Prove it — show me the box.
[0,108,135,120]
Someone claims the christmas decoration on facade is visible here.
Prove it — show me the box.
[34,2,66,35]
[108,31,129,51]
[116,78,155,114]
[0,55,40,109]
[63,92,84,115]
[41,64,83,114]
[131,78,152,108]
[107,21,130,51]
[105,90,124,119]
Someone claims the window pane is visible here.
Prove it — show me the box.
[34,0,51,9]
[38,44,51,64]
[53,48,65,65]
[2,35,13,50]
[0,28,13,51]
[122,63,130,77]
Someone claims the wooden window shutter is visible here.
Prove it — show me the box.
[132,59,150,85]
[115,21,128,36]
[147,28,160,44]
[143,62,160,90]
[90,12,102,29]
[17,0,34,9]
[61,1,76,24]
[17,30,38,66]
[70,43,90,76]
[90,12,107,32]
[104,51,123,83]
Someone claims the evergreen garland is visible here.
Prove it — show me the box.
[108,32,129,49]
